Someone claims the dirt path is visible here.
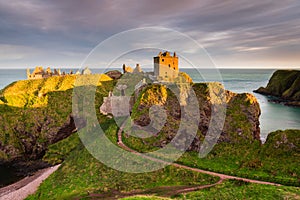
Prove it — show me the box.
[88,179,225,200]
[117,120,281,187]
[0,164,60,200]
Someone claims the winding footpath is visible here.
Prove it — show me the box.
[117,120,281,187]
[0,164,60,200]
[0,120,282,200]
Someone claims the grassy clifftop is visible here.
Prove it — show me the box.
[1,72,299,198]
[0,74,112,108]
[124,83,299,186]
[254,70,300,105]
[0,74,113,163]
[129,82,261,153]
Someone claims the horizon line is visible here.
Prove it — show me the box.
[0,66,299,70]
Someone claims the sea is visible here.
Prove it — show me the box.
[0,68,300,141]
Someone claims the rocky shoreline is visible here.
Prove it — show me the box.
[0,164,60,200]
[254,69,300,107]
[0,159,51,188]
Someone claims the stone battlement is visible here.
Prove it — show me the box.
[27,66,92,79]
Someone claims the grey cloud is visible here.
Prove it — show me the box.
[0,0,299,68]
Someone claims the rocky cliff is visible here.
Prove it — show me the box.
[130,82,261,151]
[0,74,113,164]
[254,70,300,106]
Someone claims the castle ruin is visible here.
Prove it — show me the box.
[154,51,179,82]
[27,66,92,80]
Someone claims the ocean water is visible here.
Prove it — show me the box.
[0,68,300,141]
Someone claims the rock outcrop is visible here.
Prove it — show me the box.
[123,64,133,73]
[0,74,113,164]
[105,70,122,80]
[130,82,261,151]
[254,70,300,106]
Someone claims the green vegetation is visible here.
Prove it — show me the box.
[123,132,300,187]
[124,83,260,152]
[122,180,300,200]
[176,131,300,186]
[177,180,300,200]
[0,73,298,199]
[0,74,113,162]
[42,133,81,165]
[122,196,170,200]
[26,134,218,200]
[0,74,112,108]
[122,83,299,186]
[254,70,300,102]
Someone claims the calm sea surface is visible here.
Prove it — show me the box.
[0,68,299,140]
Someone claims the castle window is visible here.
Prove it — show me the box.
[162,59,164,62]
[168,64,171,68]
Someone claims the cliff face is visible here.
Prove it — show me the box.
[0,74,113,164]
[254,70,300,106]
[130,83,261,151]
[262,129,299,157]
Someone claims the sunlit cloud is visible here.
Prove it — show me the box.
[0,0,299,68]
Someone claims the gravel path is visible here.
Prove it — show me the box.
[0,164,60,200]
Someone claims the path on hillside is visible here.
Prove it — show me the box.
[117,119,281,187]
[89,179,224,199]
[0,164,60,200]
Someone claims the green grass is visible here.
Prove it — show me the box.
[123,82,299,187]
[121,180,300,200]
[42,133,81,165]
[26,134,218,200]
[176,138,300,186]
[0,74,112,108]
[122,196,171,200]
[2,74,298,199]
[0,75,114,162]
[176,180,300,200]
[122,129,299,186]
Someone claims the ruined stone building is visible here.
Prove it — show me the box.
[154,51,179,82]
[27,66,92,79]
[27,67,56,79]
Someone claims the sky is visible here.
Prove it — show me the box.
[0,0,300,69]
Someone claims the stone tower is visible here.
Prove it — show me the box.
[154,51,178,81]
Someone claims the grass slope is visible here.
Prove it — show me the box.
[122,180,300,200]
[0,74,113,162]
[26,134,218,200]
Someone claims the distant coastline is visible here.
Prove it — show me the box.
[254,69,300,107]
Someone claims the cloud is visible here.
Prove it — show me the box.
[0,44,40,60]
[0,0,299,68]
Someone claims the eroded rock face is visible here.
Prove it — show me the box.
[0,115,76,163]
[123,64,133,73]
[105,70,122,80]
[261,129,299,158]
[130,83,261,151]
[254,70,300,106]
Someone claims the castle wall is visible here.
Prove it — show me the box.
[154,52,179,81]
[100,95,132,117]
